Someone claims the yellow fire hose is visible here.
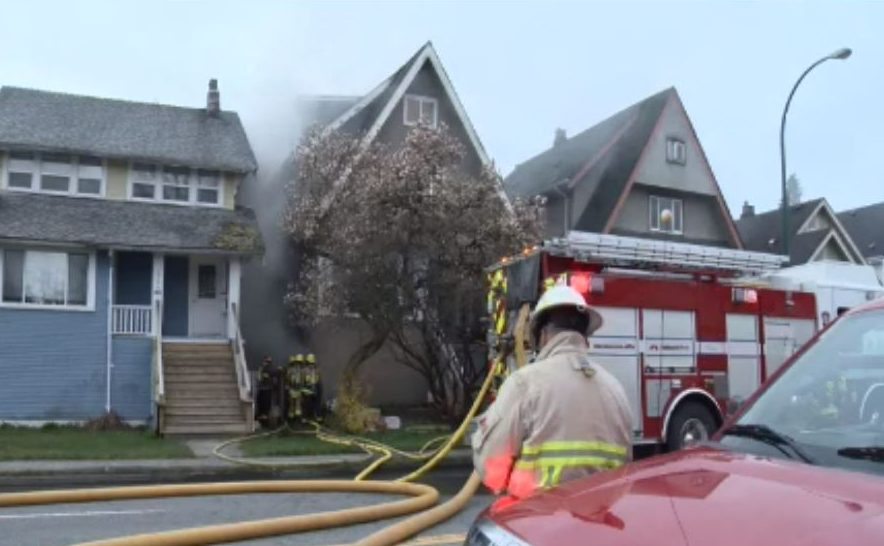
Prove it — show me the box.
[0,355,499,546]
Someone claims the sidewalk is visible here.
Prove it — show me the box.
[0,445,474,490]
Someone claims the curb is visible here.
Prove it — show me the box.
[0,451,474,491]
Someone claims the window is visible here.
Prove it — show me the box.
[196,170,221,205]
[129,163,223,207]
[197,265,217,299]
[162,166,191,202]
[650,195,684,234]
[666,137,687,165]
[1,249,92,309]
[4,152,104,196]
[403,95,438,128]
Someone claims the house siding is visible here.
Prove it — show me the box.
[612,184,733,246]
[223,173,240,210]
[110,337,153,422]
[106,160,128,200]
[376,63,483,175]
[0,252,110,420]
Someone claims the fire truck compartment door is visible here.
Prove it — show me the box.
[726,314,760,400]
[588,306,643,438]
[763,318,817,377]
[642,309,696,370]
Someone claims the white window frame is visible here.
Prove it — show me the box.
[0,247,97,311]
[2,151,106,198]
[666,137,687,165]
[649,195,684,235]
[403,95,438,129]
[126,162,225,208]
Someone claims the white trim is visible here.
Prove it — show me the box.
[162,337,228,344]
[2,151,107,199]
[798,200,865,264]
[648,194,684,235]
[402,94,438,128]
[660,388,721,440]
[125,161,225,209]
[808,230,854,264]
[106,249,114,413]
[324,78,400,133]
[0,247,97,311]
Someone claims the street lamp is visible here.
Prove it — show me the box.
[779,47,852,257]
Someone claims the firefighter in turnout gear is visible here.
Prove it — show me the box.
[255,355,277,428]
[302,353,323,421]
[285,354,306,422]
[472,285,633,505]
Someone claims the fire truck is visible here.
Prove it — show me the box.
[486,231,818,451]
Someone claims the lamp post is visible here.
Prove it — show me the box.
[780,47,852,257]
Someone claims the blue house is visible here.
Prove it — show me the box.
[0,81,262,434]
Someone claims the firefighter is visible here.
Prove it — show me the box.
[471,285,632,506]
[302,353,323,421]
[255,355,276,427]
[285,354,306,422]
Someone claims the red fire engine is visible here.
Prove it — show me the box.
[486,231,818,451]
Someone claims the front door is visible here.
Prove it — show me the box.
[188,257,228,338]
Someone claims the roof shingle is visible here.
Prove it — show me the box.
[0,87,257,173]
[0,191,263,254]
[838,201,884,258]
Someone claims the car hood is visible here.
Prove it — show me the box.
[492,447,884,546]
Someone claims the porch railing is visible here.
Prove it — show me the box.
[112,305,153,336]
[230,302,252,404]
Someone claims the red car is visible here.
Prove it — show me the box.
[466,300,884,545]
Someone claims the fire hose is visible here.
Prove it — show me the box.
[0,355,497,546]
[0,302,529,546]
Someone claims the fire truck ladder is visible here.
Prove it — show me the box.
[546,231,787,276]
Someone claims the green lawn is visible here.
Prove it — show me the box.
[0,427,193,461]
[240,428,453,458]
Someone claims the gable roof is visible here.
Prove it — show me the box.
[838,201,884,258]
[0,86,257,173]
[505,88,671,200]
[323,41,490,165]
[736,198,864,264]
[0,191,262,255]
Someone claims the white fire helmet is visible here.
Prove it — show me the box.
[529,285,603,340]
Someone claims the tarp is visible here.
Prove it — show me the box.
[505,254,541,309]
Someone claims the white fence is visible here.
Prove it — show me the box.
[112,305,153,336]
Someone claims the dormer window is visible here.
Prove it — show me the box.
[129,163,223,207]
[4,152,105,196]
[666,137,687,165]
[404,95,438,128]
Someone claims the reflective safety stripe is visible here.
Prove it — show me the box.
[514,456,625,473]
[521,441,628,458]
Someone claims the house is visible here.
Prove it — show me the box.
[505,87,742,248]
[0,82,263,434]
[838,201,884,281]
[240,42,490,406]
[736,198,864,266]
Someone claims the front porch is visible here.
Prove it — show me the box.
[109,250,253,435]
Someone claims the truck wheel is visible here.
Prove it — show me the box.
[666,401,718,451]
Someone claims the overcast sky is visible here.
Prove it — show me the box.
[2,1,880,214]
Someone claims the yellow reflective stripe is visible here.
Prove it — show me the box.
[522,441,628,457]
[550,464,565,486]
[515,456,624,472]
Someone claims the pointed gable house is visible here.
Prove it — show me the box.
[240,42,492,406]
[506,88,743,248]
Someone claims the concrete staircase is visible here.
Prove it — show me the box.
[160,343,252,436]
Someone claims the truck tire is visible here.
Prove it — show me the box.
[666,401,718,452]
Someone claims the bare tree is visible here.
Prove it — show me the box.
[284,124,542,425]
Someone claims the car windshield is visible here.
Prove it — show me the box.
[720,309,884,476]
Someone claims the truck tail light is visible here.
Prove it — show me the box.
[570,273,604,296]
[732,287,758,304]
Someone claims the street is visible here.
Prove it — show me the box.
[0,469,484,546]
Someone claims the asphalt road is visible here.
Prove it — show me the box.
[1,469,485,546]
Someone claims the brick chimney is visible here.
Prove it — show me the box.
[207,79,220,117]
[741,201,755,219]
[554,128,567,147]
